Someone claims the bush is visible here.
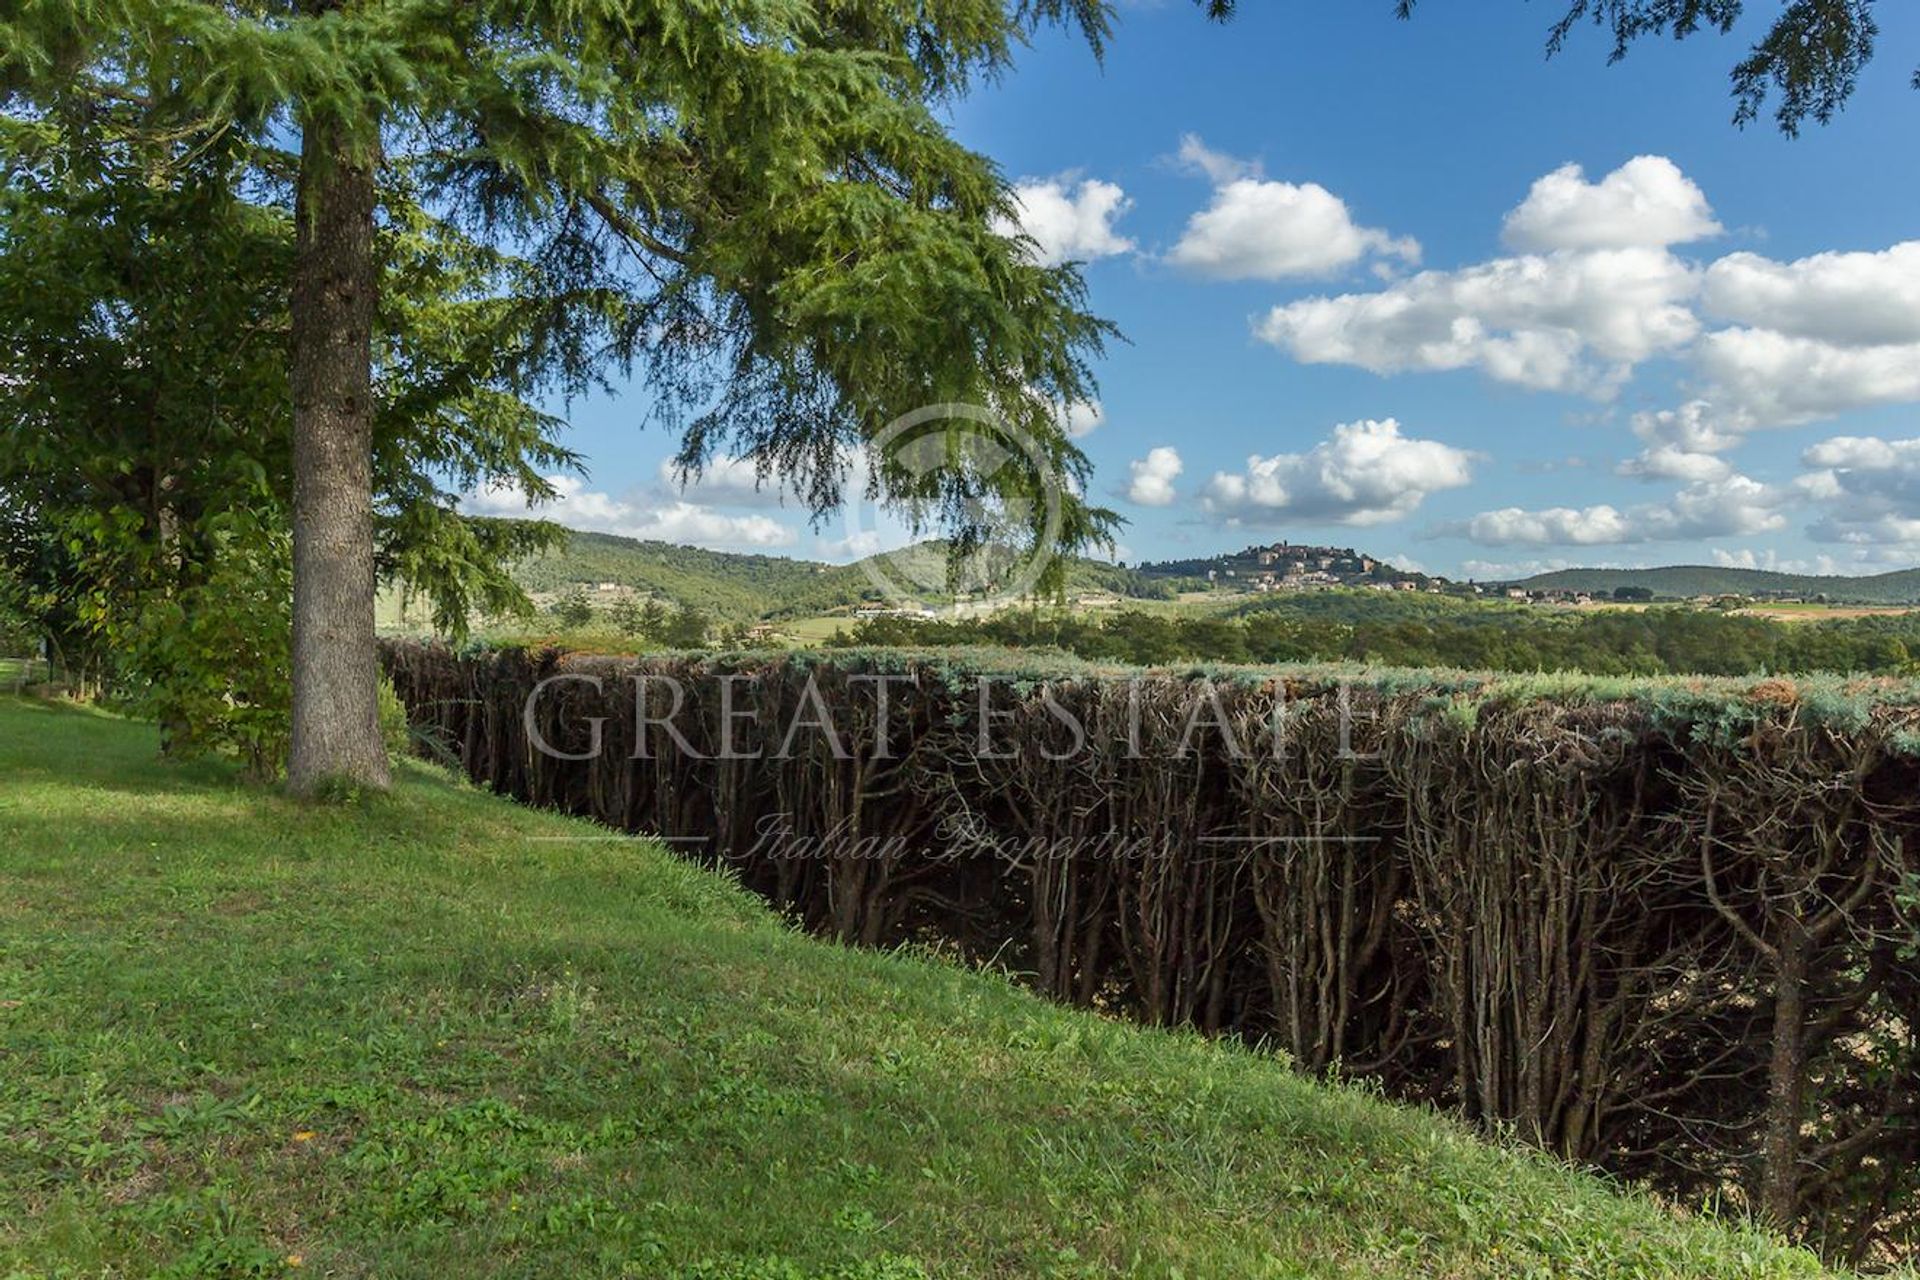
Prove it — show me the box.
[378,674,411,761]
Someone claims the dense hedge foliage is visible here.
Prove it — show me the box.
[386,642,1920,1265]
[831,597,1920,676]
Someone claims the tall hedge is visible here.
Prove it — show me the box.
[383,641,1920,1265]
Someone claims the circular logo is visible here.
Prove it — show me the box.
[842,403,1066,614]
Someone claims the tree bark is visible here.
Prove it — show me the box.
[1760,924,1809,1229]
[287,98,389,795]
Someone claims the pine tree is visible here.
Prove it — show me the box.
[608,596,644,637]
[664,604,711,649]
[638,598,670,644]
[0,84,575,769]
[550,587,595,630]
[3,0,1119,795]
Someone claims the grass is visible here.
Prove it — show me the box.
[0,699,1846,1279]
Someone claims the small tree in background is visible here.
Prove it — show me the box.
[608,596,644,638]
[549,588,596,631]
[663,606,712,650]
[638,599,671,644]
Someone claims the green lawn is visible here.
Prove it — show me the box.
[0,698,1841,1279]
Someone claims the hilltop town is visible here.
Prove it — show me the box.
[1136,541,1451,594]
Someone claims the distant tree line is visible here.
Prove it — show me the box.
[545,589,713,649]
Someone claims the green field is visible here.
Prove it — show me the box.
[0,698,1847,1278]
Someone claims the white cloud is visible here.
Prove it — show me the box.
[1710,548,1842,574]
[656,455,793,508]
[1630,401,1744,454]
[1687,242,1920,426]
[1616,445,1733,483]
[1174,133,1255,184]
[636,503,800,548]
[1703,242,1920,347]
[1244,163,1920,434]
[1171,181,1418,281]
[1460,505,1635,547]
[1694,328,1920,426]
[1125,446,1184,507]
[1617,404,1739,481]
[466,474,799,549]
[1459,556,1597,579]
[1458,474,1791,546]
[1645,474,1793,540]
[997,177,1135,268]
[1256,247,1700,395]
[1802,435,1917,471]
[1201,418,1473,526]
[818,529,891,560]
[1058,398,1105,439]
[1502,156,1721,252]
[1168,135,1416,281]
[1797,434,1920,548]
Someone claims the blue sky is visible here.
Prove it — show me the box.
[478,2,1920,579]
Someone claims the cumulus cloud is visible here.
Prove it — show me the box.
[1502,156,1721,252]
[1257,247,1700,394]
[1703,242,1920,346]
[1457,474,1791,546]
[1687,242,1920,426]
[1168,135,1417,281]
[656,455,795,508]
[1460,504,1634,547]
[1174,133,1255,184]
[1459,556,1600,579]
[1616,446,1733,483]
[1200,418,1473,526]
[1125,446,1184,507]
[466,474,799,549]
[1710,547,1843,574]
[1695,328,1920,426]
[1170,182,1418,281]
[1631,400,1745,454]
[1615,401,1741,481]
[1244,157,1920,435]
[1797,434,1920,548]
[1644,474,1794,540]
[997,177,1135,267]
[1057,398,1105,439]
[817,529,892,560]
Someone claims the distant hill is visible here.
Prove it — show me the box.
[1507,564,1920,604]
[508,529,1165,620]
[510,531,851,618]
[1139,539,1440,590]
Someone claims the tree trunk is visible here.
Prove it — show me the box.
[1759,924,1809,1230]
[287,98,389,795]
